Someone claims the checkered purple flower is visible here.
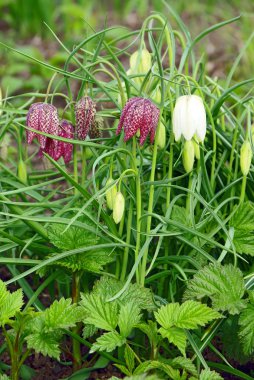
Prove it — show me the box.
[116,97,160,145]
[75,96,96,140]
[27,103,73,163]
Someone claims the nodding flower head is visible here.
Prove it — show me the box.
[39,120,74,163]
[173,95,206,142]
[75,96,96,140]
[116,97,160,145]
[26,102,60,150]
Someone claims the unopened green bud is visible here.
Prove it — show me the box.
[18,160,27,183]
[152,86,161,103]
[193,139,200,160]
[240,141,252,176]
[157,122,166,150]
[105,178,117,210]
[182,140,195,173]
[113,192,125,224]
[130,49,151,74]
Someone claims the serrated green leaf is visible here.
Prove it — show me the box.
[169,356,198,377]
[82,324,98,339]
[44,298,83,330]
[239,303,254,355]
[114,364,132,377]
[230,202,254,256]
[25,316,61,359]
[118,302,142,338]
[124,344,136,373]
[0,280,8,305]
[80,294,118,331]
[90,331,126,353]
[158,327,187,356]
[155,301,221,331]
[26,330,60,359]
[0,288,23,326]
[0,375,10,380]
[184,263,247,315]
[134,360,180,379]
[92,276,155,310]
[199,369,223,380]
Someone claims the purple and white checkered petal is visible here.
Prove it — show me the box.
[116,97,140,136]
[149,106,160,144]
[139,99,154,145]
[75,97,96,140]
[60,120,74,163]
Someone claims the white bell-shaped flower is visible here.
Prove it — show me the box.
[173,95,206,142]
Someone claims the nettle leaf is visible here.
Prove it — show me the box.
[134,360,180,379]
[124,344,136,373]
[184,263,247,315]
[47,219,115,273]
[0,285,23,326]
[238,303,254,355]
[80,293,118,331]
[159,326,186,357]
[48,218,99,250]
[230,202,254,256]
[90,331,125,353]
[25,317,62,359]
[0,375,10,380]
[118,302,142,337]
[199,369,223,380]
[82,324,98,339]
[155,301,221,330]
[92,276,155,310]
[44,298,83,331]
[169,357,198,377]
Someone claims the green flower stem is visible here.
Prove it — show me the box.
[72,271,82,370]
[140,115,161,286]
[186,172,194,216]
[227,123,239,185]
[240,175,247,203]
[132,138,141,284]
[73,145,79,196]
[120,200,133,281]
[206,107,217,190]
[81,146,86,187]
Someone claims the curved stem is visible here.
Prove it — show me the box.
[132,138,141,284]
[120,200,133,281]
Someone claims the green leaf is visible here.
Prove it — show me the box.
[0,375,10,380]
[230,202,254,256]
[169,356,198,377]
[80,293,118,331]
[124,344,136,373]
[134,361,180,379]
[90,331,126,353]
[82,324,98,339]
[44,298,83,330]
[199,369,223,380]
[184,263,247,315]
[118,302,142,337]
[155,301,221,330]
[114,364,132,377]
[0,288,23,326]
[25,317,61,359]
[158,326,186,356]
[92,276,155,310]
[239,303,254,355]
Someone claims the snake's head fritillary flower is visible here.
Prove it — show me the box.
[113,192,125,224]
[75,96,96,140]
[89,116,103,139]
[173,95,206,142]
[26,103,60,150]
[41,120,74,163]
[116,97,160,145]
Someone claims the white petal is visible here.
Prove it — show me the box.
[172,97,184,141]
[191,95,206,142]
[181,95,196,141]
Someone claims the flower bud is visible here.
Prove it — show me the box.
[182,140,195,173]
[113,192,125,224]
[105,178,117,210]
[18,160,27,183]
[130,49,151,75]
[240,141,252,176]
[193,139,200,160]
[152,86,162,103]
[157,122,166,150]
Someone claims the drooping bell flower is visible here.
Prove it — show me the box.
[75,96,96,140]
[113,192,125,224]
[26,102,60,150]
[116,97,160,145]
[172,95,206,142]
[40,120,74,163]
[240,141,252,176]
[89,116,103,139]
